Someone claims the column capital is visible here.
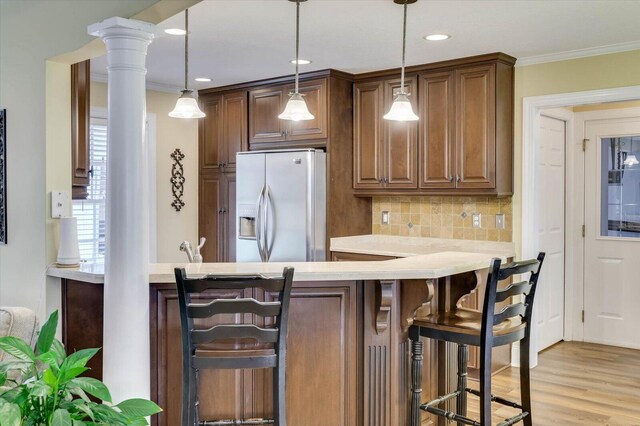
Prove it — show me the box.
[88,17,161,39]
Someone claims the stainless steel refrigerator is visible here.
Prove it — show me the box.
[236,149,326,262]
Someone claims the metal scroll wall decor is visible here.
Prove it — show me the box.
[170,148,186,212]
[0,109,6,244]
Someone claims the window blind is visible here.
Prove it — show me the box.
[72,117,107,263]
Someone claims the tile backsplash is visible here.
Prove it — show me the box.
[372,196,512,242]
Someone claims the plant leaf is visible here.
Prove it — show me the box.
[66,348,99,370]
[52,408,73,426]
[38,350,61,373]
[29,381,51,398]
[69,378,111,403]
[0,371,6,387]
[0,385,29,405]
[60,366,89,384]
[51,339,67,363]
[0,399,21,426]
[0,336,36,362]
[37,310,58,354]
[116,398,162,419]
[43,367,58,387]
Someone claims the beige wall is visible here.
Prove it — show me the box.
[513,49,640,257]
[91,82,198,262]
[372,196,512,241]
[0,0,157,318]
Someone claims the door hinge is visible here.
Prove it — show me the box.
[582,224,585,238]
[582,138,589,152]
[581,310,585,323]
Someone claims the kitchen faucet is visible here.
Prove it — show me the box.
[179,238,206,263]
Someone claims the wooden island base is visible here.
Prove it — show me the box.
[61,267,509,426]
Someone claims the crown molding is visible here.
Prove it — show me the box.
[516,40,640,67]
[90,72,181,94]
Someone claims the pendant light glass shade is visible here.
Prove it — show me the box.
[169,90,205,118]
[278,93,314,121]
[279,0,314,122]
[169,9,205,119]
[383,93,419,121]
[624,153,639,166]
[384,0,419,122]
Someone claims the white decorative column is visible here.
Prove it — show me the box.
[88,17,159,403]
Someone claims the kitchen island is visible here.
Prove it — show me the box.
[48,237,515,426]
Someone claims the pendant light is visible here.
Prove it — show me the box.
[279,0,314,121]
[624,139,639,166]
[384,0,419,122]
[169,9,205,119]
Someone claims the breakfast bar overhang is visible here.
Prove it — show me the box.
[48,249,514,426]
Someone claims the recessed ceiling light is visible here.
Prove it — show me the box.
[165,28,186,36]
[424,34,450,41]
[195,77,212,82]
[290,59,312,65]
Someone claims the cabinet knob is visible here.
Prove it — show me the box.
[456,175,461,183]
[449,176,454,182]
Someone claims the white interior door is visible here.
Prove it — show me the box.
[535,115,566,351]
[584,117,640,349]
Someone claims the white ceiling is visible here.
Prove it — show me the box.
[92,0,640,91]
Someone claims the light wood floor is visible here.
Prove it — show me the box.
[465,342,640,425]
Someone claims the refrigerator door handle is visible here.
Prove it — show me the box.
[264,185,275,262]
[256,185,267,262]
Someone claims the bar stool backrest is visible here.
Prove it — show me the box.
[481,253,546,347]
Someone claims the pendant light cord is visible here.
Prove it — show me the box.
[184,9,189,91]
[400,1,407,94]
[295,0,300,94]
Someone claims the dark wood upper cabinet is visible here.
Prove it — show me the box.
[249,87,286,145]
[353,53,515,196]
[419,71,455,189]
[353,80,384,189]
[383,77,418,189]
[353,77,418,190]
[249,78,328,148]
[71,60,90,200]
[284,79,328,141]
[222,91,248,168]
[200,95,223,171]
[455,64,496,189]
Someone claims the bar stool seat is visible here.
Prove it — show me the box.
[414,308,526,341]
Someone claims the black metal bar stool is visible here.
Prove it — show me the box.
[175,267,295,426]
[409,254,545,426]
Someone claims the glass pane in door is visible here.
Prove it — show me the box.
[601,136,640,238]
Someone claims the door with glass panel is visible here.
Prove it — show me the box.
[584,118,640,349]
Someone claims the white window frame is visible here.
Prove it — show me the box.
[72,107,157,263]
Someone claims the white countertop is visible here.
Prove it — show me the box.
[47,235,515,284]
[46,251,509,284]
[330,234,515,258]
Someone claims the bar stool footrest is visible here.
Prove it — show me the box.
[496,412,529,426]
[423,406,481,426]
[200,419,275,425]
[465,387,524,410]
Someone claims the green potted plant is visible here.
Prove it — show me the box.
[0,310,161,425]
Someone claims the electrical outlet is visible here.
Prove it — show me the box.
[472,213,481,228]
[51,190,69,218]
[381,211,390,225]
[495,213,506,229]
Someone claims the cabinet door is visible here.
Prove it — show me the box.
[222,91,248,168]
[455,64,496,189]
[224,172,236,262]
[71,60,90,199]
[353,81,384,189]
[383,77,418,188]
[284,79,328,142]
[199,173,224,262]
[419,71,456,189]
[249,87,286,145]
[200,95,223,171]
